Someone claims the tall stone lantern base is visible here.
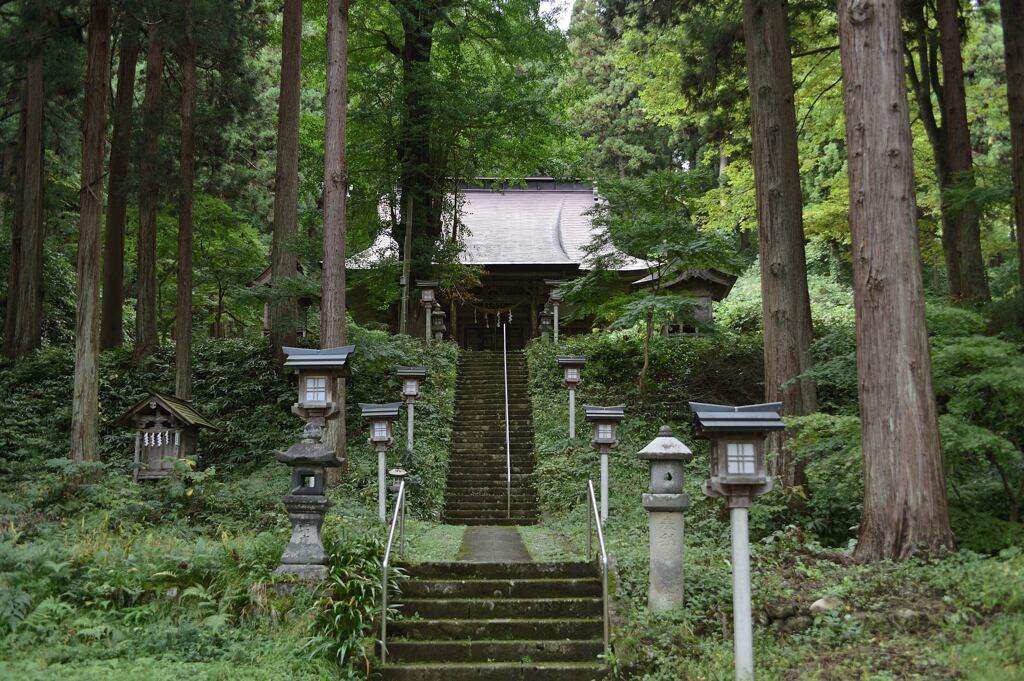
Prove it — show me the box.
[643,493,690,610]
[276,494,331,580]
[274,431,340,582]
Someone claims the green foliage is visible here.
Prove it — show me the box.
[304,522,384,675]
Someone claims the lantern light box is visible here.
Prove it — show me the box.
[283,345,355,425]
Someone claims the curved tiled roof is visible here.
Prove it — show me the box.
[351,181,646,271]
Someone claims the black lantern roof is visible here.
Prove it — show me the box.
[556,355,586,368]
[396,366,427,379]
[283,345,355,370]
[688,402,785,435]
[359,402,402,419]
[583,405,625,422]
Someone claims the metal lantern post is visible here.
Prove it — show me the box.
[637,426,693,611]
[361,402,402,522]
[557,355,585,438]
[417,280,438,345]
[689,401,784,681]
[397,366,426,454]
[277,345,355,581]
[583,404,625,522]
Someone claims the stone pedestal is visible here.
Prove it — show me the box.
[643,493,690,610]
[275,494,331,580]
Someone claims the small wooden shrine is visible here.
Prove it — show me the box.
[114,392,218,481]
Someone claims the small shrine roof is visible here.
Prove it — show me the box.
[114,391,219,430]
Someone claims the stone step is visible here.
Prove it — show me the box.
[400,579,600,599]
[381,662,605,681]
[448,501,540,512]
[447,474,534,484]
[448,509,544,520]
[450,517,539,526]
[398,598,601,620]
[391,617,602,642]
[385,639,603,664]
[401,562,595,579]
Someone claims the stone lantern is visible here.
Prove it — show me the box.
[556,355,586,438]
[545,279,566,344]
[273,346,354,582]
[417,280,438,344]
[583,404,625,522]
[361,402,401,522]
[431,306,447,342]
[539,307,554,342]
[637,426,693,611]
[274,432,340,581]
[397,366,426,454]
[688,401,784,681]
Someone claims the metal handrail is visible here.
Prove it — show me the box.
[586,479,610,655]
[380,480,406,667]
[502,322,511,519]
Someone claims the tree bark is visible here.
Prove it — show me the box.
[101,24,140,350]
[175,0,196,400]
[134,23,163,362]
[742,0,818,489]
[903,0,989,301]
[269,0,303,357]
[936,0,989,302]
[838,0,955,560]
[6,54,45,359]
[70,0,113,463]
[323,0,349,480]
[1001,0,1024,290]
[3,82,27,358]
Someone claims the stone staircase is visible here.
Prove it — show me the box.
[383,561,606,680]
[444,350,539,525]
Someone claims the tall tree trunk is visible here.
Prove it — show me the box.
[6,54,45,359]
[270,0,302,357]
[134,23,163,362]
[936,0,989,302]
[904,0,988,301]
[3,84,27,357]
[742,0,817,489]
[175,0,196,400]
[323,0,349,481]
[101,25,139,350]
[70,0,113,463]
[1001,0,1024,289]
[838,0,955,560]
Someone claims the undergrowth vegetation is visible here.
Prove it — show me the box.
[526,273,1024,680]
[0,325,458,679]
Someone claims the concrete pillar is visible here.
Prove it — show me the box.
[425,306,432,345]
[731,504,753,681]
[377,447,387,522]
[406,402,415,453]
[568,388,576,439]
[553,302,559,344]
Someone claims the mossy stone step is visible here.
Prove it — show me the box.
[400,561,595,579]
[382,662,605,681]
[401,578,599,599]
[389,618,601,641]
[397,597,601,619]
[384,639,603,663]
